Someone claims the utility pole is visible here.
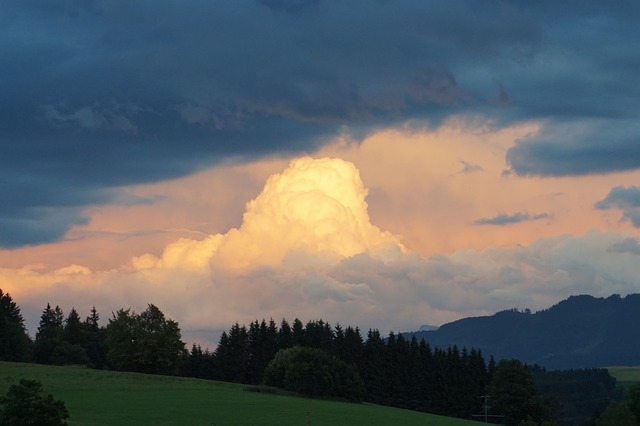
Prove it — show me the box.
[472,395,504,424]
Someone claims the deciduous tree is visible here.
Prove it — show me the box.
[106,304,185,374]
[489,359,548,426]
[263,346,364,401]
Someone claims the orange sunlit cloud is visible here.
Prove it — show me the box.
[319,119,640,255]
[3,120,640,346]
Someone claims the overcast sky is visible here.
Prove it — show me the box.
[2,1,640,345]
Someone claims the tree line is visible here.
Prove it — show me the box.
[188,318,495,419]
[0,289,183,374]
[1,288,636,425]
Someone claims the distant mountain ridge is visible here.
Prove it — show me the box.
[404,294,640,370]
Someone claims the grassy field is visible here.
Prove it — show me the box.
[0,362,480,426]
[608,366,640,388]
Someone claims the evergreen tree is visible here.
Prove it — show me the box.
[184,344,203,378]
[213,323,250,383]
[247,320,273,384]
[342,326,364,368]
[267,319,278,353]
[83,306,108,369]
[63,308,82,345]
[361,329,386,403]
[416,339,435,412]
[50,308,90,365]
[0,289,32,362]
[332,323,345,358]
[85,306,100,331]
[206,317,500,421]
[36,304,64,341]
[34,304,64,364]
[429,347,449,414]
[278,319,293,349]
[303,319,333,351]
[180,342,215,379]
[291,318,305,346]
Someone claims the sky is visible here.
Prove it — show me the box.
[2,1,640,346]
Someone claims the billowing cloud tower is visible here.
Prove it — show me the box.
[213,156,404,269]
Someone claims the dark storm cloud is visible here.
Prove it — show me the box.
[506,121,640,176]
[2,0,639,246]
[595,186,640,228]
[501,1,640,176]
[474,212,550,226]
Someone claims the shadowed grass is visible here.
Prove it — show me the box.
[0,362,481,426]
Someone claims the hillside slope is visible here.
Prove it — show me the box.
[0,362,479,426]
[406,294,640,369]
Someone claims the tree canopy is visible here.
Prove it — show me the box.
[263,346,365,401]
[489,359,555,426]
[0,379,69,426]
[106,304,185,374]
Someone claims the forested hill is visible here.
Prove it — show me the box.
[405,293,640,370]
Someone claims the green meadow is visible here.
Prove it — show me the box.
[607,366,640,388]
[0,362,480,426]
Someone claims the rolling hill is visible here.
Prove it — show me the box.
[405,294,640,369]
[0,361,480,426]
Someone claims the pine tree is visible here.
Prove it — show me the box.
[278,319,293,349]
[362,329,386,403]
[292,318,305,346]
[0,289,31,361]
[49,308,89,365]
[64,308,82,345]
[34,304,64,364]
[83,306,107,369]
[417,339,435,411]
[342,326,364,368]
[213,323,250,383]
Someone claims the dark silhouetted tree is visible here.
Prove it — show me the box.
[82,306,108,369]
[278,319,293,349]
[361,329,386,403]
[489,359,549,426]
[247,319,278,384]
[292,318,305,346]
[213,323,249,382]
[0,379,69,426]
[34,304,64,364]
[626,383,640,424]
[263,346,364,401]
[341,326,364,368]
[0,289,32,362]
[596,401,636,426]
[50,308,90,366]
[106,304,185,374]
